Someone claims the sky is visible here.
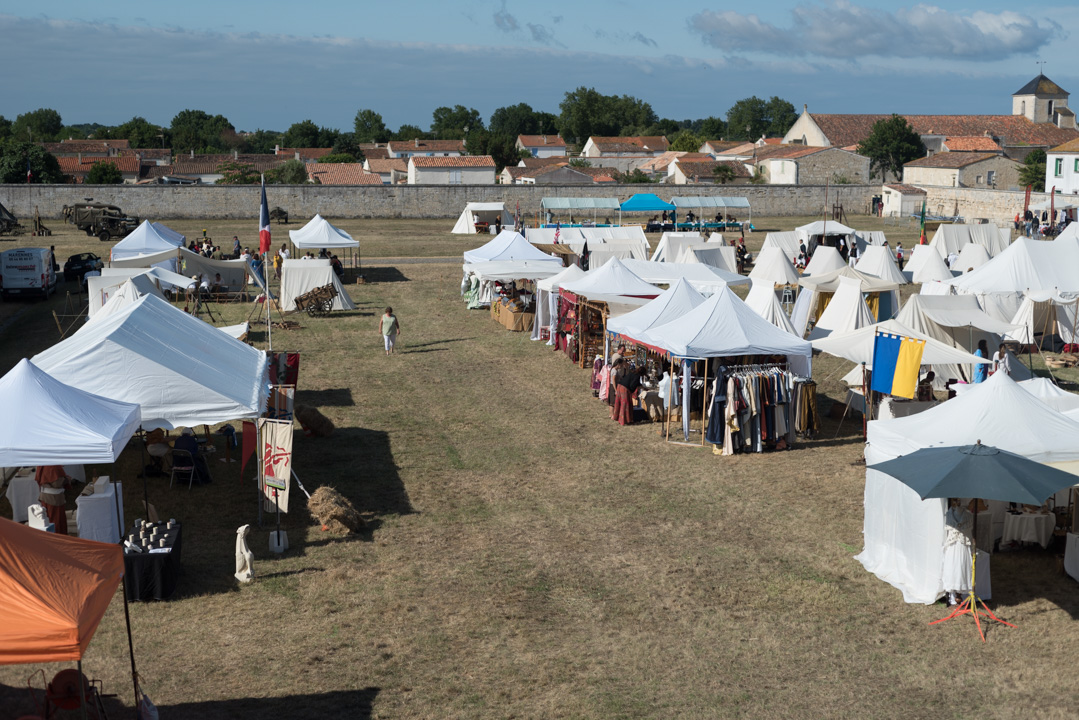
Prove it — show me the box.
[1,1,1076,135]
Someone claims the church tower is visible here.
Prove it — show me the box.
[1012,74,1074,129]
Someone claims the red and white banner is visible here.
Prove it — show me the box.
[258,418,293,512]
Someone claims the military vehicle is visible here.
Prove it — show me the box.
[61,203,140,241]
[0,200,21,235]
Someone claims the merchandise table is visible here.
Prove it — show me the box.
[490,298,534,332]
[1001,511,1054,549]
[125,521,183,601]
[1065,533,1079,583]
[75,477,124,543]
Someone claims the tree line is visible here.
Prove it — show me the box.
[0,89,800,181]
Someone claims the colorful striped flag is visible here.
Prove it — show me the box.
[258,175,271,256]
[553,222,560,244]
[918,199,927,244]
[870,331,926,399]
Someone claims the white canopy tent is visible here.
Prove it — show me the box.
[0,359,141,465]
[289,214,358,250]
[904,244,954,284]
[761,231,801,259]
[677,245,738,274]
[111,246,255,292]
[452,202,513,234]
[807,275,874,340]
[952,243,992,273]
[525,227,587,245]
[855,245,908,285]
[796,220,856,253]
[811,318,991,370]
[150,222,185,245]
[532,265,588,343]
[88,268,190,317]
[744,283,799,336]
[929,223,1010,258]
[88,276,167,321]
[110,220,184,262]
[1019,377,1079,413]
[462,260,565,283]
[857,372,1079,604]
[749,246,801,287]
[802,246,847,276]
[946,236,1079,296]
[32,294,269,430]
[650,233,706,262]
[561,257,661,300]
[1004,293,1079,347]
[463,230,559,264]
[606,278,706,340]
[619,259,749,294]
[279,259,358,312]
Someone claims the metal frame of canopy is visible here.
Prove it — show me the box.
[540,197,620,227]
[671,196,753,229]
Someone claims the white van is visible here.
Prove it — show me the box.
[1,247,58,300]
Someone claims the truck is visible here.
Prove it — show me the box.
[1,247,57,300]
[61,203,140,242]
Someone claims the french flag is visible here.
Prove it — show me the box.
[258,175,271,255]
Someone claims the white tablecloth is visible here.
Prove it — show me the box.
[1065,534,1079,583]
[5,471,38,523]
[75,478,123,543]
[877,398,937,420]
[1001,512,1054,549]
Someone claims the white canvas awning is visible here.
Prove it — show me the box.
[855,245,908,285]
[811,318,991,368]
[619,259,749,293]
[110,220,183,262]
[452,203,514,234]
[606,278,706,339]
[289,214,358,249]
[463,230,560,264]
[463,260,565,283]
[280,260,358,312]
[562,257,660,298]
[749,246,801,286]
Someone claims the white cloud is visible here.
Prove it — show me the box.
[689,2,1060,60]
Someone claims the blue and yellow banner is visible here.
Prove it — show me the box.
[871,331,926,398]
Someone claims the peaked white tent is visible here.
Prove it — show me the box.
[561,257,661,301]
[463,230,559,265]
[855,245,908,285]
[110,220,184,262]
[150,222,185,245]
[905,244,953,283]
[88,268,188,317]
[796,220,856,252]
[853,231,888,253]
[111,246,253,290]
[533,265,588,342]
[811,318,991,370]
[0,359,141,465]
[650,233,706,262]
[857,371,1079,604]
[677,245,738,274]
[807,275,874,340]
[462,260,564,283]
[89,276,167,321]
[280,259,357,312]
[288,214,358,249]
[1004,293,1079,346]
[952,242,991,273]
[634,285,812,376]
[929,223,1009,258]
[946,236,1079,295]
[619,258,749,293]
[32,294,269,430]
[606,278,706,339]
[452,202,513,234]
[802,246,846,276]
[744,283,799,336]
[761,231,801,259]
[1019,377,1079,413]
[797,266,901,333]
[749,246,801,286]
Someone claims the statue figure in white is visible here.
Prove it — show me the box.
[234,524,254,583]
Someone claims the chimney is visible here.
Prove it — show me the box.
[274,144,280,154]
[78,153,81,164]
[190,149,194,159]
[542,135,547,144]
[415,138,420,148]
[803,104,808,113]
[234,150,238,160]
[295,152,301,161]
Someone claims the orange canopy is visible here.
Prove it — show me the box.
[0,517,123,665]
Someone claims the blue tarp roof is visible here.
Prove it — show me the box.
[620,193,675,212]
[671,196,751,209]
[541,197,621,210]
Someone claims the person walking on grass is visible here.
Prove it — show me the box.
[380,307,401,355]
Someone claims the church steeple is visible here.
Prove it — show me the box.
[1012,73,1071,127]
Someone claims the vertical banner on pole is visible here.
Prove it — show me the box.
[257,418,293,513]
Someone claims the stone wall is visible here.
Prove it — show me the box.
[920,186,1057,224]
[1,182,877,220]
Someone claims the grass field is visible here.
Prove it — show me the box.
[0,214,1077,719]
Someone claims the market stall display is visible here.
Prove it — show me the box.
[124,520,183,601]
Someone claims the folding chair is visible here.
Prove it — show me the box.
[169,448,196,490]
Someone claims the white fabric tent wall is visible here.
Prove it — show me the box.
[678,245,738,275]
[905,244,954,284]
[761,231,800,258]
[606,278,706,339]
[279,260,358,312]
[289,215,358,249]
[110,220,183,262]
[803,246,846,276]
[946,237,1079,296]
[952,243,991,273]
[32,294,269,430]
[807,276,874,340]
[452,203,512,234]
[1019,377,1079,413]
[855,246,908,285]
[1005,295,1079,346]
[651,233,706,262]
[111,246,253,291]
[533,265,587,342]
[857,372,1079,604]
[89,276,167,321]
[463,230,560,265]
[811,318,991,370]
[620,258,749,294]
[853,231,887,253]
[745,283,799,336]
[749,246,800,286]
[525,227,587,246]
[929,224,1010,258]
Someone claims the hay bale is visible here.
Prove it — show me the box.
[295,405,335,437]
[308,486,366,535]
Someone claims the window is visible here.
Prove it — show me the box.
[449,169,462,184]
[1048,100,1054,116]
[987,170,996,185]
[1021,100,1026,116]
[1056,158,1064,176]
[976,175,983,185]
[1074,159,1079,173]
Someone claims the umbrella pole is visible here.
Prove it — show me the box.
[110,460,142,708]
[78,660,88,720]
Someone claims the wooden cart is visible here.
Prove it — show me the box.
[294,283,337,317]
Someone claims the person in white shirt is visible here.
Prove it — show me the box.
[280,244,290,260]
[992,343,1011,376]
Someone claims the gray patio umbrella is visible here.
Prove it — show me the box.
[869,440,1077,640]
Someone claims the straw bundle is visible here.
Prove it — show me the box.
[308,486,366,534]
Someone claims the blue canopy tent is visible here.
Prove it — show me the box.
[619,193,675,226]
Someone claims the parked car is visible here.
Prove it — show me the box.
[63,252,104,282]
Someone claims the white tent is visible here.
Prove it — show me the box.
[811,318,991,370]
[807,275,874,340]
[855,245,908,285]
[1019,377,1079,413]
[952,243,991,273]
[802,246,847,276]
[0,359,141,465]
[857,372,1079,604]
[88,269,186,317]
[219,322,250,341]
[463,230,559,265]
[946,236,1079,295]
[677,245,738,275]
[561,257,660,301]
[905,244,953,284]
[744,283,799,336]
[853,230,888,253]
[463,260,565,283]
[796,220,856,253]
[650,233,706,262]
[607,278,706,339]
[288,214,358,249]
[110,220,184,262]
[532,265,588,343]
[279,259,358,312]
[895,294,1026,387]
[452,202,513,234]
[32,294,269,430]
[89,276,167,321]
[619,258,749,294]
[635,285,812,376]
[111,246,253,291]
[1004,293,1079,346]
[797,266,901,331]
[929,223,1010,258]
[761,231,801,259]
[749,246,801,286]
[525,227,586,245]
[150,222,185,245]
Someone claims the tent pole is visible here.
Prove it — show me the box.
[701,358,709,446]
[78,660,89,720]
[665,358,674,443]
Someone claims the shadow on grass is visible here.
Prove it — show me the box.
[401,337,477,350]
[987,549,1079,620]
[360,267,409,283]
[399,347,446,355]
[298,388,355,407]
